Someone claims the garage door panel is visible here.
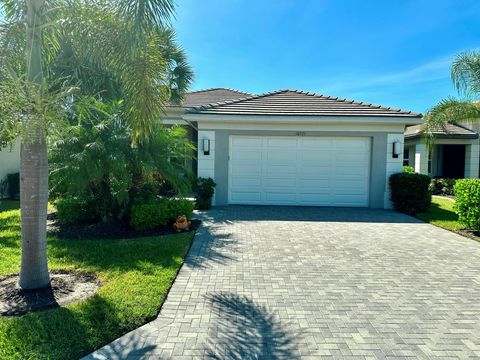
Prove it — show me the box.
[230,191,262,203]
[266,138,297,148]
[231,137,263,148]
[264,192,296,203]
[229,136,370,207]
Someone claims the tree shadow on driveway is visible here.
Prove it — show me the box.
[204,292,302,360]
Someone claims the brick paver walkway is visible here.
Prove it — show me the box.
[84,206,480,359]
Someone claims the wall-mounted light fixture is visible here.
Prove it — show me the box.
[203,138,210,155]
[392,141,402,158]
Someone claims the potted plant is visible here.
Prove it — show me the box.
[194,177,216,210]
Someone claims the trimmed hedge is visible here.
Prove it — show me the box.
[389,172,432,215]
[429,178,456,196]
[403,166,415,174]
[194,177,216,210]
[56,197,95,225]
[454,179,480,230]
[130,198,195,231]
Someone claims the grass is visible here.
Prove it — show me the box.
[417,196,464,232]
[417,196,479,241]
[0,200,195,359]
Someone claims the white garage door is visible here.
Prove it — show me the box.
[229,136,371,207]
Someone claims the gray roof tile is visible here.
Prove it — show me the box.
[182,88,251,107]
[405,124,479,139]
[189,89,421,117]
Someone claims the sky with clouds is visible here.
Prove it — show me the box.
[174,0,480,113]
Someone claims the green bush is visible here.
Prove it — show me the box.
[130,199,170,231]
[389,172,432,215]
[6,173,19,199]
[429,178,456,196]
[168,198,195,220]
[56,197,94,224]
[403,166,415,174]
[454,179,480,230]
[194,177,216,210]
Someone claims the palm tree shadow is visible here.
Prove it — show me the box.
[185,224,238,270]
[204,292,301,360]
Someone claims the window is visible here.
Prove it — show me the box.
[403,148,409,166]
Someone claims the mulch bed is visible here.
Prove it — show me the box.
[47,213,201,240]
[0,270,101,316]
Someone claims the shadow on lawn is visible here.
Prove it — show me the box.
[204,292,302,360]
[419,202,459,222]
[2,294,126,360]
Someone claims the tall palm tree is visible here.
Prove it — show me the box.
[425,51,480,132]
[0,0,192,290]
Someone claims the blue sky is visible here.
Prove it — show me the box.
[174,0,480,113]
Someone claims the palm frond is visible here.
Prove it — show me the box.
[451,51,480,97]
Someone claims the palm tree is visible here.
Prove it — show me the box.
[0,0,192,290]
[425,51,480,133]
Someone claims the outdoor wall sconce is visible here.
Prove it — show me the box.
[392,141,402,158]
[203,138,210,155]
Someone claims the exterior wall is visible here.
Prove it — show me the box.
[465,143,480,178]
[197,130,216,202]
[203,129,392,208]
[384,134,405,209]
[0,140,21,197]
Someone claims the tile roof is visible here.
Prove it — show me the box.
[182,88,252,107]
[405,124,479,139]
[189,89,422,117]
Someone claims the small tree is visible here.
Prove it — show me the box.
[0,0,193,290]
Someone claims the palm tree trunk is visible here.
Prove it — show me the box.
[18,0,50,290]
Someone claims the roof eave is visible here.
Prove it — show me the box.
[183,113,423,125]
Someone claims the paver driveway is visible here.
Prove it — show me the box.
[85,206,480,360]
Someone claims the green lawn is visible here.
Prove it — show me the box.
[0,200,194,359]
[417,196,464,232]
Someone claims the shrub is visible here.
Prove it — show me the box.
[168,199,195,220]
[56,197,95,224]
[429,178,456,196]
[6,172,19,199]
[454,179,480,230]
[403,166,415,174]
[130,199,170,231]
[389,172,432,215]
[194,177,216,210]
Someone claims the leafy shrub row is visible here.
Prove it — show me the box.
[389,172,432,215]
[454,179,480,231]
[130,198,195,231]
[429,178,456,196]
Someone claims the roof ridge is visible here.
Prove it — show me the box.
[281,89,420,116]
[454,123,477,133]
[189,88,422,117]
[187,87,251,96]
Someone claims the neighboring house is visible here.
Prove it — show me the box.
[0,140,21,197]
[165,88,423,209]
[404,123,480,179]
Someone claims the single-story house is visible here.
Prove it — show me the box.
[3,88,479,207]
[166,88,426,209]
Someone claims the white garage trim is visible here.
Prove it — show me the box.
[228,135,371,207]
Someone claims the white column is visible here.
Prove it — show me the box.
[414,142,429,175]
[464,143,480,178]
[384,134,404,209]
[197,130,216,204]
